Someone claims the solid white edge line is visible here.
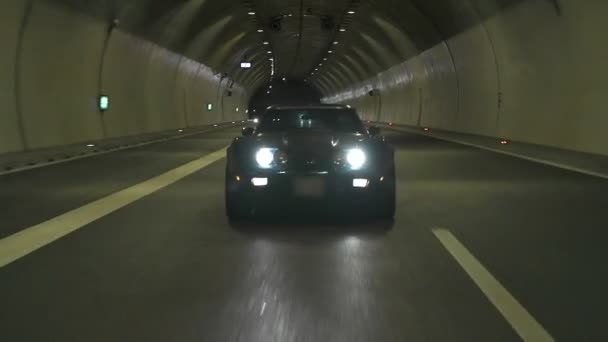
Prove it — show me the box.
[0,147,228,268]
[385,126,608,180]
[432,228,554,342]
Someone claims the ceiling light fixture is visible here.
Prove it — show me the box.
[347,10,355,14]
[248,11,256,15]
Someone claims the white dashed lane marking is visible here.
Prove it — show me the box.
[432,228,554,342]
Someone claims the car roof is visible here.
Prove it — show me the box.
[265,104,352,111]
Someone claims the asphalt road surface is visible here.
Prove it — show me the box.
[1,126,607,341]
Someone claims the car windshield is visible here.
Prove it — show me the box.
[257,108,366,134]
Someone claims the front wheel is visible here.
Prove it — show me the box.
[225,169,250,221]
[376,165,396,219]
[225,189,251,221]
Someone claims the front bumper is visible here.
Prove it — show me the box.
[227,170,390,212]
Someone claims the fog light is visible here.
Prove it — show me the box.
[353,178,369,188]
[252,177,268,187]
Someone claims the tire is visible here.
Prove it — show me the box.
[376,164,396,220]
[226,192,248,221]
[225,168,250,221]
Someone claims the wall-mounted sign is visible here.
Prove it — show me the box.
[99,95,110,112]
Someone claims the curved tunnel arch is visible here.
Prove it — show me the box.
[340,53,369,83]
[1,0,608,156]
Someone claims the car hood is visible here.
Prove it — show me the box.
[252,131,369,153]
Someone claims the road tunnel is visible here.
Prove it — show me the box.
[1,0,608,341]
[3,0,607,155]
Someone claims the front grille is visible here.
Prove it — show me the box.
[289,153,332,172]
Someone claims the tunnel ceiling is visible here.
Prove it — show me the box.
[48,0,521,95]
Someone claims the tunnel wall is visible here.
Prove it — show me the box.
[0,0,248,155]
[324,0,608,156]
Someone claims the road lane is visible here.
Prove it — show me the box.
[0,146,227,267]
[0,135,517,341]
[0,127,239,239]
[1,128,606,341]
[388,130,608,341]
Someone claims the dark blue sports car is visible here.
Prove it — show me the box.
[225,105,395,220]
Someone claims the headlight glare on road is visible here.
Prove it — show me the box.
[346,148,366,170]
[256,148,275,168]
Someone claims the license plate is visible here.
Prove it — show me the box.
[293,177,325,197]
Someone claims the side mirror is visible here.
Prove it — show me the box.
[242,127,255,136]
[367,126,381,137]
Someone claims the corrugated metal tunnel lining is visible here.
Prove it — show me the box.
[2,0,608,156]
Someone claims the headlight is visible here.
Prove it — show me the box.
[346,148,366,170]
[256,148,275,168]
